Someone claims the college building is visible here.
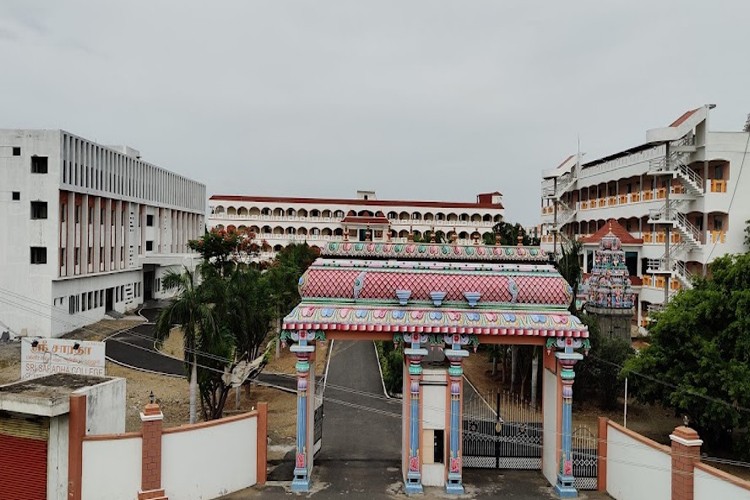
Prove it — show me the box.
[208,190,505,254]
[0,129,205,338]
[540,105,750,332]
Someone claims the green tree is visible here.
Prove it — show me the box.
[155,268,230,423]
[574,315,634,410]
[492,221,539,246]
[623,253,750,455]
[223,267,275,360]
[557,240,582,314]
[189,227,261,276]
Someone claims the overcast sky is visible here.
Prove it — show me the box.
[1,1,748,225]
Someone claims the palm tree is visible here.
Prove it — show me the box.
[557,240,583,314]
[155,267,217,424]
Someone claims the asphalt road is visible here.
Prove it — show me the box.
[318,340,401,462]
[104,306,296,392]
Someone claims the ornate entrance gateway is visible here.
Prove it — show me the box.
[281,242,589,496]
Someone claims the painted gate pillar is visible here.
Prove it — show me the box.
[444,334,470,495]
[403,334,428,495]
[550,337,586,498]
[287,330,318,492]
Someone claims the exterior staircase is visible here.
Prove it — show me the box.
[648,143,704,197]
[647,201,702,249]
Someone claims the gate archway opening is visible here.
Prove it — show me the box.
[281,242,589,496]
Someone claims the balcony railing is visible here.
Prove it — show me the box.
[212,213,497,227]
[575,184,722,213]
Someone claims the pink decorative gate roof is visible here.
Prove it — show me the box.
[283,243,588,339]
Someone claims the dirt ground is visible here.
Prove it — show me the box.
[0,320,307,451]
[156,328,326,446]
[462,348,682,442]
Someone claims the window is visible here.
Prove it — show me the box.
[12,191,20,201]
[69,296,75,315]
[30,247,47,264]
[146,214,154,226]
[715,165,724,180]
[146,241,153,251]
[30,201,48,219]
[714,217,723,231]
[74,248,80,266]
[12,147,20,156]
[31,156,48,174]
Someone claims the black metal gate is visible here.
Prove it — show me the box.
[462,390,542,469]
[572,426,598,490]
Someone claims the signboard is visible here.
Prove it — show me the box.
[21,338,106,380]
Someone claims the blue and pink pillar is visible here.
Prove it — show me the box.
[554,347,583,498]
[291,332,315,492]
[403,339,427,494]
[445,341,468,495]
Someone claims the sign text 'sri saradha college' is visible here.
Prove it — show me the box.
[21,338,106,379]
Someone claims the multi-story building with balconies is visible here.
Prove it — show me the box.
[208,191,504,256]
[540,105,750,333]
[0,129,206,338]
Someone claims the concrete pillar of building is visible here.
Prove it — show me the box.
[139,399,168,500]
[670,426,702,500]
[81,194,89,274]
[66,192,75,272]
[104,198,112,272]
[93,196,101,272]
[141,205,147,255]
[114,200,122,270]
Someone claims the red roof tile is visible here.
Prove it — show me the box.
[210,195,503,210]
[669,108,699,127]
[580,219,643,245]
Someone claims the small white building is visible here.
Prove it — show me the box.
[540,105,750,331]
[208,190,504,255]
[0,129,206,338]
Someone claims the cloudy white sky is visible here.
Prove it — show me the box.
[1,1,748,225]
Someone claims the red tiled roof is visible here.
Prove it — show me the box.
[580,219,643,245]
[210,195,503,210]
[340,215,390,225]
[669,108,700,127]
